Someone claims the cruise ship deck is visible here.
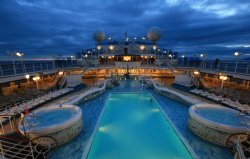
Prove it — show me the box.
[0,35,249,159]
[1,1,250,159]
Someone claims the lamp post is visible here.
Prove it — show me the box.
[219,74,228,90]
[200,54,204,68]
[97,45,101,58]
[169,54,172,64]
[181,55,185,66]
[234,52,240,73]
[193,70,200,88]
[16,52,25,73]
[33,76,40,90]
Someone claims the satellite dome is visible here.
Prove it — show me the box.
[93,31,105,42]
[147,27,161,42]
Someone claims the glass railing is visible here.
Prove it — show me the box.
[0,60,78,77]
[175,60,250,75]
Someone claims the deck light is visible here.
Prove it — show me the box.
[109,45,114,50]
[219,75,227,81]
[25,74,30,79]
[194,71,199,75]
[33,76,40,90]
[200,54,204,58]
[140,45,145,50]
[219,75,228,90]
[153,46,157,50]
[16,52,24,57]
[97,46,101,50]
[234,52,239,56]
[58,71,64,75]
[32,76,40,81]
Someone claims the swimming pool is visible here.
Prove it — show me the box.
[50,80,232,159]
[85,93,194,159]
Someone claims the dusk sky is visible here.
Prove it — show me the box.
[0,0,250,59]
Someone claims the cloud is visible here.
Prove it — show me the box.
[0,0,250,59]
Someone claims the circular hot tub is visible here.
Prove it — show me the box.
[19,104,83,146]
[188,104,250,146]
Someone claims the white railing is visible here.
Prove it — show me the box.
[0,139,36,159]
[148,79,201,105]
[0,134,54,159]
[67,79,110,105]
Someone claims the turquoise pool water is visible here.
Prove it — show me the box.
[22,108,75,130]
[196,107,250,126]
[87,93,193,159]
[50,80,232,159]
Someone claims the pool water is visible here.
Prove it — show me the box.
[50,80,232,159]
[196,107,250,126]
[22,108,75,130]
[86,93,193,159]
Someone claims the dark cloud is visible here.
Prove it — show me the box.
[0,0,250,59]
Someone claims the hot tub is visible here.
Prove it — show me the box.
[188,104,250,146]
[19,104,83,146]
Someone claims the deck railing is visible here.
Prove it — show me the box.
[175,60,250,75]
[67,79,110,105]
[0,60,79,78]
[147,79,201,105]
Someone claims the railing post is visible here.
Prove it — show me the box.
[29,142,35,159]
[33,64,35,72]
[0,120,4,134]
[246,63,249,75]
[235,60,238,73]
[11,54,17,75]
[24,63,27,73]
[40,63,42,71]
[225,63,227,72]
[0,64,2,77]
[0,140,5,158]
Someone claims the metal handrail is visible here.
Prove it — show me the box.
[0,136,35,159]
